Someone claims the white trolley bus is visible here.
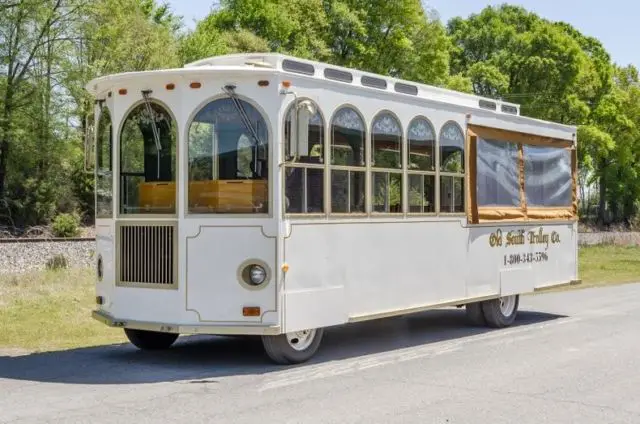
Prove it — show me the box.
[86,53,580,364]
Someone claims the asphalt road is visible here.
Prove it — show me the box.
[1,283,640,424]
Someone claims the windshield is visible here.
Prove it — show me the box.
[119,101,177,215]
[188,97,269,214]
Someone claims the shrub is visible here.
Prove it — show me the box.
[51,213,80,238]
[46,254,68,270]
[630,214,640,231]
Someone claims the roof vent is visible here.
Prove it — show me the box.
[325,68,353,83]
[394,82,418,96]
[361,76,387,90]
[282,59,315,76]
[501,104,518,115]
[479,100,497,110]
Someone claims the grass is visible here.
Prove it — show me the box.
[0,268,126,353]
[577,245,640,288]
[0,245,639,353]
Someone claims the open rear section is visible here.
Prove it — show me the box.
[464,117,579,296]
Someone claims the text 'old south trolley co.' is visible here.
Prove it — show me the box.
[488,228,562,267]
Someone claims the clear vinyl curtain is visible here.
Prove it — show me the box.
[476,138,521,207]
[523,145,572,207]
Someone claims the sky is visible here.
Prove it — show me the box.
[166,0,638,69]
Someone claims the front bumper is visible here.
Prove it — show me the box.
[91,309,281,336]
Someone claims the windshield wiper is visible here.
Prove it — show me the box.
[222,85,264,176]
[141,90,162,179]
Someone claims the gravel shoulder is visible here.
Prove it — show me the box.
[0,240,95,274]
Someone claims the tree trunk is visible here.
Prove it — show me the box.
[0,85,14,198]
[623,196,636,227]
[597,161,607,226]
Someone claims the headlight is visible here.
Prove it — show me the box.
[239,261,270,289]
[249,265,267,285]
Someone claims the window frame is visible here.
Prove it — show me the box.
[95,104,113,219]
[282,97,327,217]
[438,121,466,215]
[370,110,404,215]
[117,98,178,218]
[406,116,437,216]
[466,124,577,224]
[184,93,272,217]
[329,105,368,216]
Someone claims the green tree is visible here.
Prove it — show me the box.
[181,0,451,85]
[446,4,639,225]
[448,5,604,124]
[0,0,183,229]
[64,0,182,224]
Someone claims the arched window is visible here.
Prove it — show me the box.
[96,106,113,218]
[439,122,465,213]
[371,112,402,213]
[330,106,366,214]
[407,117,436,213]
[188,97,269,214]
[283,99,324,214]
[120,101,176,214]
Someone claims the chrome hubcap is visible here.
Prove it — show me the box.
[499,295,517,316]
[286,329,316,351]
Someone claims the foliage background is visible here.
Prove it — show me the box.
[1,0,638,232]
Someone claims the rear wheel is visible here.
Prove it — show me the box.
[465,302,486,326]
[481,295,519,328]
[124,328,179,350]
[261,328,323,365]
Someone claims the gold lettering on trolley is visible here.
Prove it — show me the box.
[506,230,525,247]
[489,229,503,247]
[488,228,561,250]
[528,228,549,248]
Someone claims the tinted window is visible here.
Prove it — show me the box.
[331,107,365,167]
[440,122,465,173]
[408,117,435,171]
[372,113,402,169]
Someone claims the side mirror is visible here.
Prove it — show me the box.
[288,99,316,161]
[296,100,315,157]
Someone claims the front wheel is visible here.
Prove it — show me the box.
[481,295,519,328]
[261,328,324,365]
[124,328,179,350]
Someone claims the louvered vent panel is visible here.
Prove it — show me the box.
[119,224,175,286]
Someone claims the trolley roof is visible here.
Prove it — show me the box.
[86,53,577,141]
